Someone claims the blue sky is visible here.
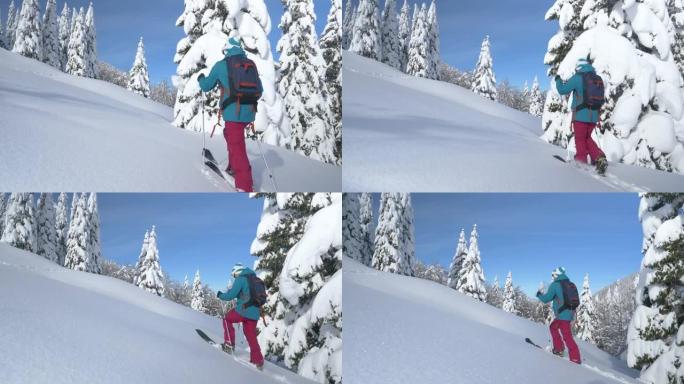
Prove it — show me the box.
[373,193,643,296]
[0,0,329,83]
[96,193,263,292]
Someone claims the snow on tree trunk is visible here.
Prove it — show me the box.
[12,0,43,61]
[380,0,401,70]
[86,193,101,274]
[350,0,380,60]
[426,0,440,80]
[447,228,468,290]
[57,3,70,70]
[405,4,429,78]
[1,193,37,253]
[397,0,411,71]
[128,37,150,98]
[84,2,97,78]
[342,193,365,263]
[574,273,596,343]
[36,193,58,263]
[342,0,354,50]
[64,194,92,272]
[471,35,497,101]
[627,193,684,382]
[6,1,18,51]
[54,192,69,266]
[457,224,487,301]
[134,230,149,286]
[528,76,544,117]
[41,0,60,68]
[65,8,87,77]
[321,0,343,163]
[137,226,165,297]
[359,192,374,266]
[502,271,517,314]
[372,193,414,276]
[190,269,206,312]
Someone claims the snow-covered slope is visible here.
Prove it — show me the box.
[344,257,641,384]
[342,51,684,192]
[0,243,315,384]
[0,50,341,192]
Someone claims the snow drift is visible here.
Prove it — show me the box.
[0,49,341,192]
[0,243,315,384]
[344,257,642,384]
[342,51,684,192]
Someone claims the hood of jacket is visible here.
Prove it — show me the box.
[576,63,595,73]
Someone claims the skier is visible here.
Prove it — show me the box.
[198,37,263,192]
[216,263,265,370]
[555,58,608,175]
[536,267,582,364]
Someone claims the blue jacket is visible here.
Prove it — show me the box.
[536,273,575,321]
[218,267,261,321]
[555,63,601,124]
[198,43,262,123]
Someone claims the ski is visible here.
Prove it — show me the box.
[552,155,567,163]
[195,329,263,371]
[525,337,543,349]
[202,149,237,191]
[553,155,608,178]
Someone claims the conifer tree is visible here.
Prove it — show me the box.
[380,0,401,69]
[84,2,97,78]
[6,1,18,50]
[359,192,374,266]
[54,192,69,266]
[0,193,7,236]
[128,37,150,98]
[457,225,487,301]
[426,0,440,79]
[134,230,149,286]
[137,226,164,296]
[57,3,70,70]
[372,193,414,276]
[488,275,503,308]
[190,270,205,312]
[0,8,5,49]
[321,0,343,162]
[502,271,517,314]
[86,193,101,274]
[575,273,596,343]
[447,229,468,289]
[64,194,91,271]
[343,193,365,263]
[405,4,429,77]
[471,35,497,101]
[36,193,58,263]
[529,76,543,117]
[12,0,43,61]
[350,0,381,60]
[397,0,411,70]
[42,0,60,68]
[1,193,37,253]
[65,8,86,76]
[342,0,354,49]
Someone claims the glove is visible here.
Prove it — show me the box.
[198,73,206,82]
[216,291,222,298]
[536,290,543,297]
[554,75,561,83]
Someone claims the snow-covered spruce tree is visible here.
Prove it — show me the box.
[627,193,684,382]
[574,273,596,343]
[359,192,375,266]
[540,83,571,147]
[36,193,58,263]
[399,192,416,275]
[342,193,365,263]
[278,0,336,165]
[669,0,684,80]
[128,37,150,98]
[457,225,487,301]
[0,8,5,49]
[1,193,37,253]
[57,3,70,70]
[397,0,411,70]
[487,275,503,309]
[64,194,92,272]
[41,0,60,68]
[137,226,164,297]
[471,35,497,101]
[54,192,68,266]
[426,0,440,80]
[594,274,637,356]
[321,0,343,163]
[5,0,17,50]
[84,3,97,78]
[12,0,43,61]
[190,270,206,312]
[342,0,354,49]
[544,0,584,77]
[350,0,381,60]
[405,4,429,78]
[267,194,342,383]
[0,194,6,236]
[502,271,517,314]
[380,0,401,70]
[372,193,414,276]
[133,230,149,286]
[447,229,468,290]
[65,8,86,76]
[86,193,101,274]
[529,76,543,117]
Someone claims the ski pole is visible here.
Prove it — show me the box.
[248,123,279,192]
[201,92,206,154]
[261,311,268,327]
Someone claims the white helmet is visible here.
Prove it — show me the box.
[231,263,245,277]
[551,266,566,279]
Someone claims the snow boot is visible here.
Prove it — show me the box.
[552,349,565,358]
[254,362,264,371]
[595,156,608,176]
[222,343,234,354]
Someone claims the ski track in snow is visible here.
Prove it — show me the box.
[343,51,684,192]
[0,50,340,192]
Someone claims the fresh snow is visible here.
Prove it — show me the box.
[0,49,340,192]
[344,257,642,384]
[0,243,315,384]
[342,51,684,192]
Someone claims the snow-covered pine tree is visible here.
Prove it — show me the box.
[457,224,487,301]
[54,192,68,266]
[1,193,37,253]
[41,0,60,68]
[86,193,101,274]
[399,193,416,276]
[544,0,584,78]
[65,8,86,76]
[405,3,429,78]
[380,0,401,69]
[471,35,497,101]
[133,230,149,286]
[190,269,205,312]
[350,0,381,60]
[522,81,529,103]
[528,76,543,117]
[36,193,58,263]
[342,0,354,49]
[343,193,366,263]
[372,193,414,276]
[487,275,503,309]
[321,0,343,163]
[426,0,440,80]
[278,0,336,165]
[669,0,684,80]
[64,194,92,272]
[5,1,17,50]
[128,37,150,98]
[502,271,517,314]
[574,273,596,343]
[397,0,411,71]
[0,194,6,236]
[12,0,43,61]
[57,3,70,70]
[627,193,684,382]
[137,226,164,296]
[540,83,570,147]
[447,228,468,289]
[359,192,375,266]
[0,8,5,49]
[84,2,97,78]
[411,3,418,31]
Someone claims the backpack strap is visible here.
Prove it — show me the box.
[557,280,568,313]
